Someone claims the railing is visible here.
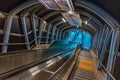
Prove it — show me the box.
[98,60,116,80]
[0,36,54,46]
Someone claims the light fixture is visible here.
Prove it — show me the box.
[0,12,6,18]
[77,25,79,28]
[85,20,88,25]
[68,10,74,14]
[62,18,66,22]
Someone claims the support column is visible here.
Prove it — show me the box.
[106,29,118,80]
[46,24,51,43]
[2,16,13,53]
[52,27,56,41]
[63,32,66,40]
[21,17,30,50]
[99,28,108,54]
[94,33,98,47]
[95,30,102,57]
[56,29,59,40]
[97,28,106,58]
[98,28,112,69]
[59,30,62,40]
[38,20,43,44]
[98,28,106,52]
[96,30,101,49]
[31,14,37,46]
[92,33,98,49]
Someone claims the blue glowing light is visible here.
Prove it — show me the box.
[65,30,92,49]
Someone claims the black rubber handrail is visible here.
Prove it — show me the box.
[0,47,68,55]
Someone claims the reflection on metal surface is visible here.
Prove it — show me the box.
[29,66,41,76]
[46,62,54,67]
[29,66,40,73]
[46,60,53,64]
[62,18,66,22]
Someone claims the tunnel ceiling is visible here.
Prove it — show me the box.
[0,0,120,35]
[0,0,120,22]
[85,0,120,23]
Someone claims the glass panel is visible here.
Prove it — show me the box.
[39,0,59,10]
[62,12,82,26]
[54,0,70,11]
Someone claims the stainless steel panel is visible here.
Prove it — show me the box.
[0,48,73,75]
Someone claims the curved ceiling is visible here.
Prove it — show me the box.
[0,0,119,22]
[85,0,120,22]
[0,0,119,35]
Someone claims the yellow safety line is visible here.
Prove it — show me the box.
[79,58,93,64]
[78,64,93,72]
[77,56,94,72]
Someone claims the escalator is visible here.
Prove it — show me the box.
[0,45,106,80]
[0,47,75,80]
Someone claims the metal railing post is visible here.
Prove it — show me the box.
[56,29,59,40]
[2,16,13,53]
[98,28,106,54]
[31,14,37,46]
[59,30,62,40]
[106,29,118,80]
[21,16,30,50]
[98,28,112,69]
[46,24,51,43]
[52,27,56,41]
[38,20,43,44]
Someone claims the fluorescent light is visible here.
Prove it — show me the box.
[62,18,66,22]
[85,21,88,25]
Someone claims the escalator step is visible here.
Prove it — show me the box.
[73,75,93,80]
[74,72,96,78]
[74,73,95,79]
[76,69,94,74]
[75,70,94,76]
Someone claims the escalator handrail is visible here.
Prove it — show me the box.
[0,47,67,55]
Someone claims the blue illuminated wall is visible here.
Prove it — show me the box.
[65,30,92,49]
[82,31,92,49]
